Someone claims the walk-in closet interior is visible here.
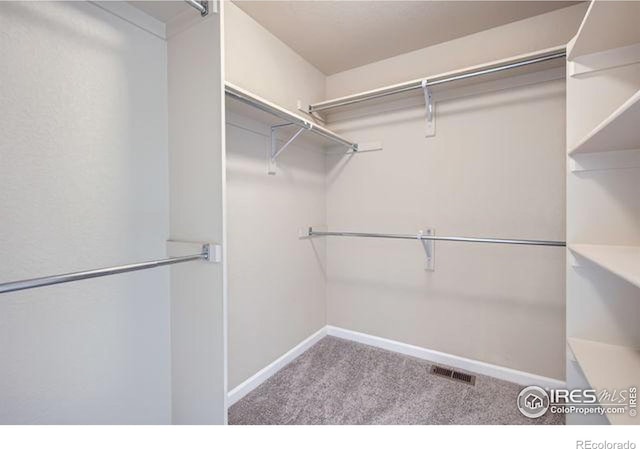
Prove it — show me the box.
[1,0,639,426]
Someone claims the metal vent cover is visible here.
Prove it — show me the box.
[430,365,476,386]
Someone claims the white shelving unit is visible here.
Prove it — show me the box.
[566,0,640,426]
[569,89,640,155]
[568,1,640,60]
[570,245,640,289]
[569,338,640,425]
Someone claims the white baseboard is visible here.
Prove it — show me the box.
[227,326,327,407]
[326,325,565,390]
[227,325,565,407]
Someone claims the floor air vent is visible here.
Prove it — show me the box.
[430,365,476,386]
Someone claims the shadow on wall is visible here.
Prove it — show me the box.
[225,122,328,181]
[326,272,565,375]
[327,85,564,135]
[573,168,640,226]
[570,262,640,345]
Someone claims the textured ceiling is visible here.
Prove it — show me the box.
[233,1,580,74]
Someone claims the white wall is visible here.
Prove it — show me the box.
[167,6,226,424]
[224,1,325,114]
[0,1,170,423]
[224,3,328,391]
[225,113,327,390]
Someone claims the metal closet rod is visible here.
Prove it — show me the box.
[309,230,566,247]
[0,249,210,295]
[184,0,209,16]
[308,48,567,113]
[225,82,358,151]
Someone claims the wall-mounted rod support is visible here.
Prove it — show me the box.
[225,82,358,151]
[269,124,307,174]
[184,0,209,16]
[307,229,566,247]
[273,126,306,161]
[0,245,213,295]
[308,48,566,113]
[421,79,435,136]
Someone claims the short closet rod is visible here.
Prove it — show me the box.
[309,122,358,151]
[308,48,566,113]
[184,0,208,16]
[0,250,210,295]
[225,82,358,151]
[309,230,566,247]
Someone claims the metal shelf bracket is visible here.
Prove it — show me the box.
[269,123,308,175]
[418,228,435,271]
[422,79,435,137]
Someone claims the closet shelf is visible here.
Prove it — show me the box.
[569,89,640,155]
[568,1,640,60]
[225,82,358,151]
[570,244,640,288]
[568,338,640,425]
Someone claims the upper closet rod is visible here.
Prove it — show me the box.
[225,82,358,151]
[308,48,566,113]
[308,229,565,247]
[184,0,209,16]
[0,245,213,295]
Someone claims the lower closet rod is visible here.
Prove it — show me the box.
[0,246,211,295]
[308,230,565,247]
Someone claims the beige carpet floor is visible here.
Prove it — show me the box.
[229,336,564,425]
